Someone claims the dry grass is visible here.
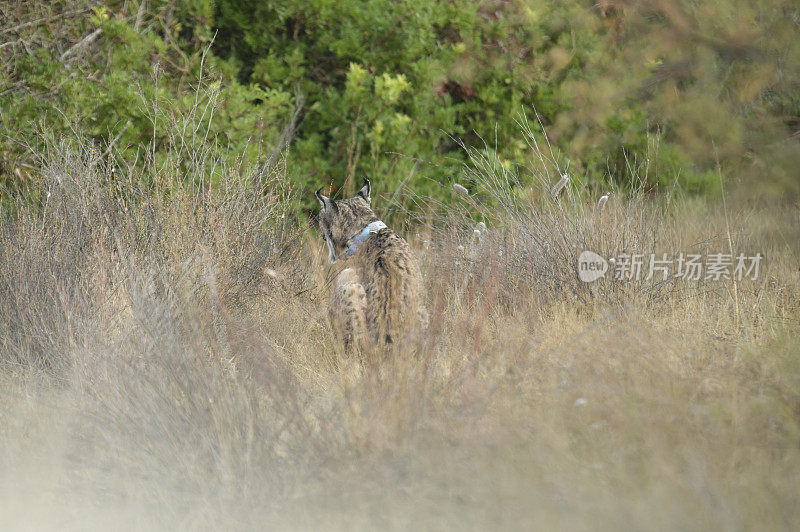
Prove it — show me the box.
[0,130,798,530]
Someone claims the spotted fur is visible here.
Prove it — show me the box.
[330,267,369,352]
[316,181,426,351]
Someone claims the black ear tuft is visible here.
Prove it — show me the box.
[358,179,371,204]
[315,187,337,212]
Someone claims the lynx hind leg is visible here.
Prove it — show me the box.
[372,270,423,348]
[330,268,369,353]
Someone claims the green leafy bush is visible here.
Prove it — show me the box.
[2,0,798,210]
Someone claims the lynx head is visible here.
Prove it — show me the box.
[316,180,378,263]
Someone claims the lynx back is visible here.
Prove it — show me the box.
[316,181,426,351]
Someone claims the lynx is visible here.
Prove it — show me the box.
[316,180,426,351]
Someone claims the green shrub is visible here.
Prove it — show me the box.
[2,0,798,210]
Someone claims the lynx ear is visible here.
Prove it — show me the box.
[357,179,371,204]
[315,187,337,212]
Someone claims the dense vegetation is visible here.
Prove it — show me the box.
[2,113,799,530]
[2,0,799,209]
[2,3,799,528]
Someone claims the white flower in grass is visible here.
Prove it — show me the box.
[550,173,569,198]
[476,221,486,233]
[453,183,469,196]
[597,192,610,211]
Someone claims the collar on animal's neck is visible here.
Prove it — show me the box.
[344,220,387,258]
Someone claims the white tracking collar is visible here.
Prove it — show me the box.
[343,221,387,258]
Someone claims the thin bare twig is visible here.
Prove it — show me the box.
[134,0,147,31]
[0,7,93,36]
[257,84,306,186]
[60,27,102,62]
